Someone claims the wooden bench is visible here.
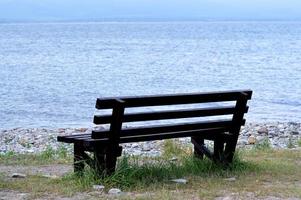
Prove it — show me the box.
[57,90,252,175]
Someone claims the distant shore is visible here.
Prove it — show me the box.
[0,122,300,155]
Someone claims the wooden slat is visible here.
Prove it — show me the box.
[58,118,245,143]
[96,90,252,109]
[92,119,245,139]
[85,127,233,146]
[94,106,249,124]
[57,134,91,143]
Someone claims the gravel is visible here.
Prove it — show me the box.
[0,122,300,156]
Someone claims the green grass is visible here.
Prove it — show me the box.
[253,137,272,151]
[0,144,72,165]
[287,137,296,149]
[97,154,253,189]
[0,141,300,199]
[298,138,301,147]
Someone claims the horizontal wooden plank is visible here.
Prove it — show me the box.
[85,127,234,146]
[94,106,249,125]
[58,119,245,144]
[96,90,252,109]
[92,119,245,139]
[59,127,235,144]
[57,134,91,143]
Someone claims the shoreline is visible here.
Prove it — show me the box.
[1,122,300,155]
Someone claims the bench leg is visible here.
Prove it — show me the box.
[74,143,85,174]
[105,154,117,175]
[105,145,123,175]
[224,137,239,164]
[214,139,225,163]
[191,137,204,159]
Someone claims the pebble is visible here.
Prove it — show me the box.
[257,127,269,135]
[108,188,122,195]
[42,174,59,179]
[248,135,256,144]
[93,185,105,191]
[291,131,299,135]
[256,136,267,144]
[169,157,178,162]
[171,178,188,184]
[11,173,26,178]
[224,177,236,182]
[0,122,300,156]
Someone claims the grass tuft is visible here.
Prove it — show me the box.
[83,149,258,190]
[0,145,72,165]
[287,137,295,149]
[253,137,272,151]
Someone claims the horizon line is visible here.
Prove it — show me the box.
[1,18,301,24]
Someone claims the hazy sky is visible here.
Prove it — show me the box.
[1,0,301,21]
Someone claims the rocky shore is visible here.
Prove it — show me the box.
[0,122,300,156]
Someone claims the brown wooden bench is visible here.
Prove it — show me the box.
[57,90,252,175]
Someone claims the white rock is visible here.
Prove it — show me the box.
[224,177,236,182]
[142,144,152,151]
[256,136,267,143]
[11,173,26,178]
[169,157,178,162]
[42,174,59,179]
[171,178,187,184]
[26,149,35,153]
[93,185,105,191]
[108,188,121,195]
[257,127,269,134]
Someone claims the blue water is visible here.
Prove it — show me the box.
[0,21,301,129]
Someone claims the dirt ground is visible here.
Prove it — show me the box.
[0,163,300,200]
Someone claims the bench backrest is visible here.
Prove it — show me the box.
[92,90,252,143]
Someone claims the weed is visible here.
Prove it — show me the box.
[57,145,68,159]
[1,151,15,157]
[253,137,271,151]
[162,139,191,158]
[41,145,56,160]
[287,137,295,149]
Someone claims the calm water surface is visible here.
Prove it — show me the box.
[0,21,301,129]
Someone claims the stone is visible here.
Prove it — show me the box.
[93,185,105,191]
[11,173,26,178]
[169,157,178,162]
[278,124,284,129]
[237,138,248,145]
[142,144,152,151]
[76,128,88,132]
[257,127,268,135]
[291,131,299,135]
[58,128,65,133]
[224,177,236,182]
[256,136,267,144]
[171,178,188,184]
[248,135,256,144]
[42,174,59,179]
[269,130,278,137]
[108,188,122,195]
